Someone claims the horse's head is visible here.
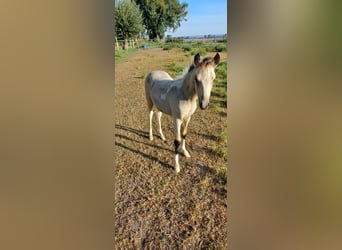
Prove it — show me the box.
[191,53,220,110]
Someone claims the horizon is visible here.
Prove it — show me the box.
[168,33,227,39]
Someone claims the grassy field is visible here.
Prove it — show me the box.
[163,42,226,55]
[114,41,228,249]
[115,47,139,61]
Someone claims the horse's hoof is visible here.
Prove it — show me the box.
[149,136,153,141]
[182,150,191,158]
[175,166,180,173]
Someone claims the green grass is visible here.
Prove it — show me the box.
[163,44,175,50]
[215,162,228,185]
[217,87,227,98]
[190,49,207,56]
[211,128,228,189]
[215,61,227,80]
[212,128,228,159]
[210,102,220,110]
[209,60,227,161]
[214,44,227,52]
[218,128,228,143]
[115,48,139,61]
[182,46,191,52]
[211,61,227,106]
[167,62,184,75]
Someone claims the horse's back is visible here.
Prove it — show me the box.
[146,71,173,86]
[145,70,173,95]
[145,71,174,114]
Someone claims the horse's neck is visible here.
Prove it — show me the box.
[182,73,197,100]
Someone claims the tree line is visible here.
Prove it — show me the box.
[115,0,188,41]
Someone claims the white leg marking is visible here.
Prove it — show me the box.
[149,110,154,140]
[157,112,166,141]
[174,119,182,172]
[181,138,191,158]
[174,154,180,173]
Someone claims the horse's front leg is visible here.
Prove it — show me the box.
[180,117,191,158]
[173,118,182,173]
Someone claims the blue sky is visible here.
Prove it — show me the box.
[166,0,227,37]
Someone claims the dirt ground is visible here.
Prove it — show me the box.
[114,48,227,249]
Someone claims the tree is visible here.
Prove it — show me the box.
[134,0,188,40]
[115,0,144,41]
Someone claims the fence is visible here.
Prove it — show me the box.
[115,37,139,50]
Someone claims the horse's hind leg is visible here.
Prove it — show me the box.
[146,89,154,140]
[145,75,155,141]
[157,111,166,141]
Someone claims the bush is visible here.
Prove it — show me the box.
[182,46,191,52]
[190,49,206,56]
[214,44,227,52]
[163,44,175,50]
[218,39,227,43]
[205,45,216,52]
[165,36,184,43]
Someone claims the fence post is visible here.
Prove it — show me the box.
[115,37,120,51]
[116,38,140,50]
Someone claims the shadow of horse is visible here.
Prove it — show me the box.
[115,133,173,153]
[115,124,174,170]
[115,124,149,139]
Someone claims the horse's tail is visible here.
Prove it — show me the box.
[145,72,154,110]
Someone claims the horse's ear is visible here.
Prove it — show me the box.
[213,53,220,65]
[194,53,200,66]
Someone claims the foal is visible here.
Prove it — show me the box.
[145,53,220,172]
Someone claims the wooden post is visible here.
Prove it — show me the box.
[115,37,120,51]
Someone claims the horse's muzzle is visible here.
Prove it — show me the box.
[200,101,210,110]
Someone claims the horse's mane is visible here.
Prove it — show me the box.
[175,65,192,80]
[174,56,214,80]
